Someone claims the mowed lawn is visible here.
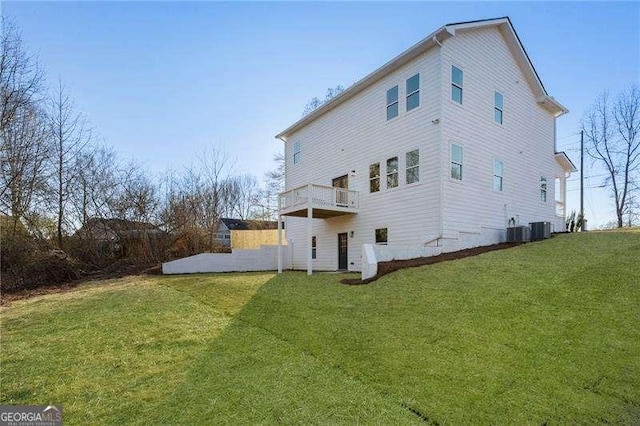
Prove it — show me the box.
[1,230,639,424]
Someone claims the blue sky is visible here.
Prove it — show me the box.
[4,1,639,227]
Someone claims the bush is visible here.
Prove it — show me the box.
[1,233,81,292]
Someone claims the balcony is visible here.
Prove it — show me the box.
[279,184,359,218]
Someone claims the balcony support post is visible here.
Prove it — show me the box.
[307,184,313,276]
[277,195,283,274]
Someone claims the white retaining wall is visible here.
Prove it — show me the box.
[162,244,291,274]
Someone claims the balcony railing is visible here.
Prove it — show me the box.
[279,184,359,217]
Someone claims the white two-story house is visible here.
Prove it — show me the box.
[275,17,576,274]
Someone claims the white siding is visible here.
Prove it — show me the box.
[280,24,563,271]
[284,47,442,271]
[439,26,558,244]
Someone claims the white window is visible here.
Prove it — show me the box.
[451,66,463,104]
[494,92,504,124]
[311,236,317,259]
[493,160,504,192]
[451,144,463,180]
[386,157,398,188]
[406,150,419,184]
[369,163,380,193]
[406,74,420,111]
[386,86,399,120]
[375,228,388,245]
[293,141,301,164]
[540,177,547,202]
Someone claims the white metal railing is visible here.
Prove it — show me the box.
[555,201,565,217]
[279,184,359,212]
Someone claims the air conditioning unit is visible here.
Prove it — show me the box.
[507,225,530,242]
[530,222,551,241]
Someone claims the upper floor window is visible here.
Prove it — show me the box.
[375,228,388,245]
[369,163,380,193]
[386,157,398,188]
[293,141,301,164]
[406,149,419,184]
[451,66,463,104]
[386,86,399,120]
[494,92,504,124]
[493,159,504,192]
[406,74,420,111]
[540,177,548,202]
[451,144,463,180]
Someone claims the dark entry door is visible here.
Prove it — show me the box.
[338,233,348,270]
[332,175,348,189]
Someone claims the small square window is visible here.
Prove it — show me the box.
[375,228,388,245]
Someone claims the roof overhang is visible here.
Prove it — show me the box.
[276,17,567,141]
[555,151,578,173]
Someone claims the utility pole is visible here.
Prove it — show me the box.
[580,130,585,231]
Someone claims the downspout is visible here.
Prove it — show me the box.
[435,34,446,244]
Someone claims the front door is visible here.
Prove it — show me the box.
[338,233,348,270]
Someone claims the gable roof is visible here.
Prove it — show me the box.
[220,218,278,231]
[276,17,567,141]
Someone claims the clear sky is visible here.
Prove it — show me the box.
[3,1,639,227]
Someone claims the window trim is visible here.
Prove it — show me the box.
[386,85,399,121]
[293,141,301,164]
[369,162,381,193]
[450,143,463,181]
[451,65,464,104]
[375,228,388,245]
[405,149,420,185]
[493,159,504,192]
[494,91,504,125]
[386,156,399,189]
[406,73,420,112]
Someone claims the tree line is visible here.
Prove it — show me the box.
[0,16,283,291]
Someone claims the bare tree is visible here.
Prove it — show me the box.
[582,85,640,228]
[47,79,91,246]
[302,85,345,116]
[0,15,44,133]
[254,152,284,220]
[0,102,50,231]
[226,174,259,220]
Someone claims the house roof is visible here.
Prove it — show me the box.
[220,218,279,231]
[276,17,567,141]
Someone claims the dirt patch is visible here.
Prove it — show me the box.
[341,242,524,285]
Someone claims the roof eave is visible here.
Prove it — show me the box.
[555,151,578,173]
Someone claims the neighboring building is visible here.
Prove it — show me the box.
[213,218,282,249]
[275,17,576,274]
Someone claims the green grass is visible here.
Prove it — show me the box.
[1,229,639,424]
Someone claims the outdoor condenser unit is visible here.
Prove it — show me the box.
[530,222,551,241]
[507,225,531,242]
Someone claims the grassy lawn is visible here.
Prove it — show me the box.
[1,229,639,424]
